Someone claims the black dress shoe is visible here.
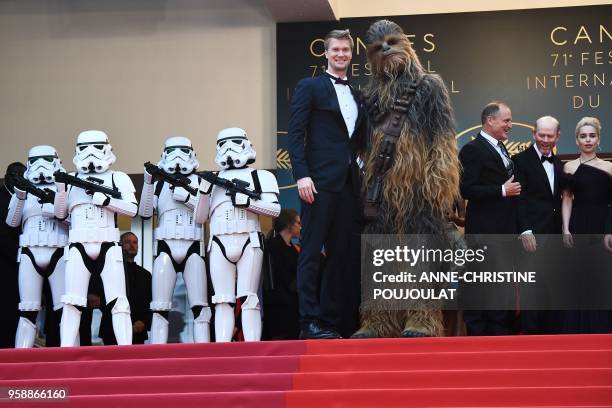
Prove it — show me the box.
[299,322,342,340]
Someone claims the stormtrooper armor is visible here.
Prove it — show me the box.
[140,136,210,343]
[195,128,280,342]
[6,145,68,348]
[55,130,137,346]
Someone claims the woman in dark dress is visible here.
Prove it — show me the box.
[262,209,301,340]
[561,117,612,333]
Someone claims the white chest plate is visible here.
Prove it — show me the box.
[20,185,68,247]
[155,176,202,241]
[67,171,120,243]
[209,168,260,235]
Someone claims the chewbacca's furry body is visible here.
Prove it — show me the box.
[355,30,461,338]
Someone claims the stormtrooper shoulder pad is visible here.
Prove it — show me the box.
[112,171,136,194]
[253,170,279,194]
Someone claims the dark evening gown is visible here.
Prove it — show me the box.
[562,164,612,333]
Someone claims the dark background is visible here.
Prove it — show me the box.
[274,5,611,211]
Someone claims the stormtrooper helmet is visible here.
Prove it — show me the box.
[158,136,199,175]
[73,130,116,174]
[214,127,256,169]
[24,145,64,184]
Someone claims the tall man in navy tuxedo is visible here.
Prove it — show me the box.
[513,116,563,333]
[287,29,365,339]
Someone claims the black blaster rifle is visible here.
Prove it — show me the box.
[7,173,55,204]
[53,171,122,199]
[199,171,262,201]
[144,162,198,196]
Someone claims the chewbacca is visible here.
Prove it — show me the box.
[353,20,461,338]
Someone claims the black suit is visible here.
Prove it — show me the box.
[606,201,612,235]
[514,145,563,235]
[460,134,517,235]
[101,261,152,345]
[513,145,564,333]
[287,74,365,336]
[459,133,518,335]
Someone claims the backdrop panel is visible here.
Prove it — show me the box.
[274,5,611,211]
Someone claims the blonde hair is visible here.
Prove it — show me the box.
[575,116,601,139]
[324,29,354,51]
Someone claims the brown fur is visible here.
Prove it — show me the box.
[354,20,461,338]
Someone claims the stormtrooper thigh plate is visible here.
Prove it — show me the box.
[60,242,132,346]
[12,187,69,313]
[209,232,263,342]
[18,247,65,312]
[62,242,128,310]
[15,247,65,348]
[150,239,207,311]
[149,239,210,344]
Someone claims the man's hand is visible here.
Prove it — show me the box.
[520,233,537,253]
[133,320,146,334]
[563,233,574,249]
[604,234,612,252]
[297,177,317,204]
[504,175,521,197]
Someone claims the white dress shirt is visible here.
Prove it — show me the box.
[533,144,555,194]
[480,130,511,196]
[328,71,357,138]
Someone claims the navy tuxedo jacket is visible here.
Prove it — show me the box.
[513,145,564,234]
[287,74,365,193]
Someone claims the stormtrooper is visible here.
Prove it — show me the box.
[54,130,137,346]
[6,146,68,348]
[140,136,210,343]
[195,128,280,342]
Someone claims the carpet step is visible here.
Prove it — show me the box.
[3,334,612,363]
[1,368,611,395]
[3,349,611,380]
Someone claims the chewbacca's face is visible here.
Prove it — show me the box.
[366,20,415,77]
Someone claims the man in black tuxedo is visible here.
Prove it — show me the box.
[513,116,563,333]
[287,29,365,339]
[459,101,521,336]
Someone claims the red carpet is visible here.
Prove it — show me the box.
[1,334,611,407]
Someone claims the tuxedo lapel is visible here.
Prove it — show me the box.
[320,74,355,136]
[475,134,506,172]
[320,75,341,114]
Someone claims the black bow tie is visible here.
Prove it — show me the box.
[325,72,350,86]
[541,155,554,164]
